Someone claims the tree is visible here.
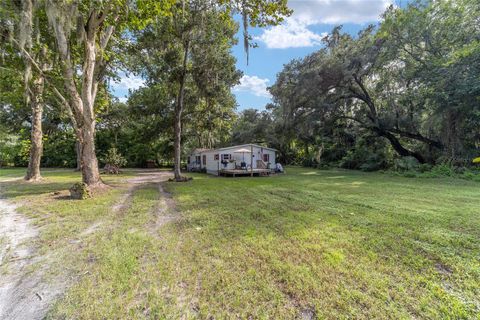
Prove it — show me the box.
[267,0,480,168]
[1,0,51,181]
[5,0,172,190]
[231,109,272,145]
[132,0,286,181]
[380,0,480,160]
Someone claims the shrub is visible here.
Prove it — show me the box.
[394,156,420,172]
[402,171,417,178]
[431,164,454,177]
[102,147,127,174]
[338,136,388,171]
[417,163,432,173]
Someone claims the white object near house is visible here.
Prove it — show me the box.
[186,144,277,176]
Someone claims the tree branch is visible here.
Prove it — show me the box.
[387,127,443,149]
[10,38,70,112]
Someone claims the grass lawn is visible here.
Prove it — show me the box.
[1,167,479,319]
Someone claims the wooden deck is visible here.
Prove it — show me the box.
[219,168,272,177]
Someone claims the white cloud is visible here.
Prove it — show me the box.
[288,0,392,25]
[233,75,271,98]
[255,19,327,49]
[256,0,392,49]
[111,75,145,91]
[118,97,128,103]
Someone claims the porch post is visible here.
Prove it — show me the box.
[250,145,253,176]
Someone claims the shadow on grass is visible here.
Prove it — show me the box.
[0,181,75,199]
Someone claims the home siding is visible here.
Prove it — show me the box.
[187,144,276,175]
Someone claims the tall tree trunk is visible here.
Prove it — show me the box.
[21,0,44,182]
[75,138,82,171]
[25,75,44,181]
[79,122,100,185]
[173,41,189,181]
[78,24,102,186]
[173,95,184,181]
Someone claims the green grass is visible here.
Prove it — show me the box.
[1,167,479,319]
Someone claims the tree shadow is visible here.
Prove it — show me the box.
[0,181,75,200]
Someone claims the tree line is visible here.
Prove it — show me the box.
[232,0,480,171]
[1,0,478,190]
[0,0,290,189]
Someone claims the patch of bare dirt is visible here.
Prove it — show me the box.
[154,182,178,229]
[0,185,66,320]
[118,170,179,233]
[0,171,177,319]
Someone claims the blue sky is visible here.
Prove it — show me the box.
[111,0,398,110]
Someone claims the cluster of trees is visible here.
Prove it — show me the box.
[232,0,480,170]
[0,0,290,188]
[1,0,478,188]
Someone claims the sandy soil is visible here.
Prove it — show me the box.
[125,171,178,229]
[0,180,58,320]
[0,170,176,319]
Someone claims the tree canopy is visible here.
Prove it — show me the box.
[0,0,478,184]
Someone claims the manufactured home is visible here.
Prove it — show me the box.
[186,144,276,176]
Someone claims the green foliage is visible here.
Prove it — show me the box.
[262,0,480,171]
[0,132,20,166]
[42,131,77,168]
[102,147,127,169]
[394,156,420,172]
[430,164,455,177]
[339,137,388,171]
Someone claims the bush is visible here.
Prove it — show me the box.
[402,171,417,178]
[394,156,420,172]
[430,164,454,177]
[338,136,388,171]
[102,148,127,174]
[417,163,432,173]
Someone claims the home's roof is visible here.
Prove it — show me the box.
[190,144,277,154]
[190,148,212,154]
[190,143,277,154]
[216,144,277,152]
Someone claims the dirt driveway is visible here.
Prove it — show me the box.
[0,170,174,320]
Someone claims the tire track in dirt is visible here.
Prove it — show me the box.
[0,180,66,320]
[125,171,179,231]
[0,171,178,319]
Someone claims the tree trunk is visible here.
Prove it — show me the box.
[79,122,101,185]
[173,82,186,181]
[376,128,426,163]
[25,75,44,182]
[173,41,189,182]
[75,139,82,171]
[444,109,461,159]
[21,0,43,182]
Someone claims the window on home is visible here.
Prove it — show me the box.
[202,155,206,165]
[187,156,190,164]
[222,154,231,161]
[263,154,270,162]
[196,156,201,164]
[214,154,219,160]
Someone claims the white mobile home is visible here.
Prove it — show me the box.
[187,144,276,176]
